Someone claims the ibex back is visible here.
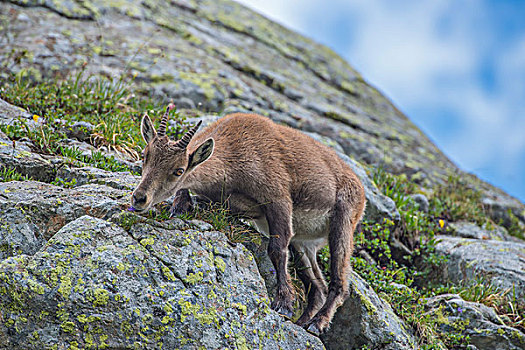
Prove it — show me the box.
[131,105,366,334]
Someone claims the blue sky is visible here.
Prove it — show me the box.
[236,0,525,203]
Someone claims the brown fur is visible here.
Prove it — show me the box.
[132,112,366,333]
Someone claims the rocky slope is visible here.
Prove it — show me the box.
[0,0,523,229]
[0,0,524,349]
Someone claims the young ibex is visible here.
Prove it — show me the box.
[131,105,366,334]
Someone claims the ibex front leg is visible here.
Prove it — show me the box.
[170,189,194,216]
[265,200,295,318]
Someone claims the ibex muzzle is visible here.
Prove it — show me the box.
[131,106,366,334]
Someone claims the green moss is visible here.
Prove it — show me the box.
[184,271,204,285]
[140,237,155,247]
[512,330,524,343]
[57,270,74,299]
[178,71,218,101]
[149,73,174,83]
[161,266,177,281]
[61,321,77,333]
[232,302,247,316]
[214,257,226,273]
[93,288,110,307]
[178,298,200,322]
[27,279,45,295]
[434,306,450,325]
[234,334,250,350]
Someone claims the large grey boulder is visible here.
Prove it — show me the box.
[0,181,129,260]
[322,272,416,350]
[425,294,525,350]
[435,235,525,299]
[0,215,324,349]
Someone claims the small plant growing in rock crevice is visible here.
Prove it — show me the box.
[0,166,32,182]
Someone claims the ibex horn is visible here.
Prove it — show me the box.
[157,104,175,137]
[177,120,202,149]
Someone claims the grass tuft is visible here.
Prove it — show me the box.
[0,166,32,182]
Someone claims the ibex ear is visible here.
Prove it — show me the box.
[141,113,157,143]
[188,138,214,170]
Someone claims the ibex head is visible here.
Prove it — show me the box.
[131,105,214,212]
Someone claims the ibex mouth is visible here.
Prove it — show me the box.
[128,205,148,213]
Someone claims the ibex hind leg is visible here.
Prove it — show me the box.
[305,199,357,335]
[290,243,328,326]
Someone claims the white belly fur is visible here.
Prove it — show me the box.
[250,209,331,247]
[292,209,331,237]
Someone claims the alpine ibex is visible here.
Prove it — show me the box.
[131,105,366,334]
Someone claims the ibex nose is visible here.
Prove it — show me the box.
[132,193,147,206]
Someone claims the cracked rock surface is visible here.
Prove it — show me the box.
[0,215,324,349]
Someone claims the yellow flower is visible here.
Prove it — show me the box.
[438,219,445,228]
[32,114,39,122]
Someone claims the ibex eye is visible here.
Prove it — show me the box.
[174,168,184,176]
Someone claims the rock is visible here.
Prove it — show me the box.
[0,181,129,260]
[409,193,429,213]
[425,294,525,350]
[0,98,39,127]
[435,235,525,299]
[174,97,196,109]
[483,197,525,234]
[0,133,58,183]
[242,236,278,298]
[448,221,517,242]
[0,215,324,349]
[322,271,416,350]
[304,131,346,154]
[63,121,95,142]
[56,165,140,191]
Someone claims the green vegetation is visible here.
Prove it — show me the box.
[151,200,262,245]
[334,166,525,348]
[438,278,524,331]
[0,166,32,182]
[58,146,130,173]
[429,174,489,226]
[0,69,190,175]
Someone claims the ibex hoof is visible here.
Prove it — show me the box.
[275,306,294,319]
[306,323,321,336]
